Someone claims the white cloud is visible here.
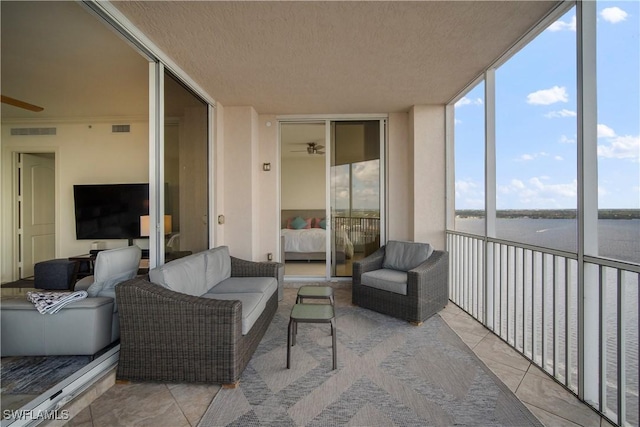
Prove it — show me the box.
[455,179,485,209]
[601,7,628,23]
[527,86,569,105]
[352,161,379,183]
[554,156,564,161]
[597,123,617,138]
[544,109,577,118]
[598,135,640,161]
[454,119,462,125]
[498,177,577,208]
[516,152,550,161]
[559,134,576,144]
[548,15,576,32]
[455,96,483,108]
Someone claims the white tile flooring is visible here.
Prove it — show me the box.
[56,293,612,427]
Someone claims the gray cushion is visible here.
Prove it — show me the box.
[361,268,408,295]
[382,240,433,272]
[205,246,231,289]
[210,277,277,296]
[149,252,208,297]
[201,292,267,335]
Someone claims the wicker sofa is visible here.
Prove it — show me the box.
[115,246,282,387]
[352,240,449,324]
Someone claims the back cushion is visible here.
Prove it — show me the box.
[149,252,208,297]
[382,240,433,272]
[205,246,232,289]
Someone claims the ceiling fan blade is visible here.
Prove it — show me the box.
[315,144,325,150]
[1,95,44,112]
[316,151,326,155]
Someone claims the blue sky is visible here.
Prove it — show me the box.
[454,2,639,210]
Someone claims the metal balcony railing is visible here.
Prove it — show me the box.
[447,230,639,427]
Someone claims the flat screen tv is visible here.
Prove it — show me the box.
[73,183,149,241]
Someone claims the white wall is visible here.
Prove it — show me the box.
[387,112,412,241]
[214,107,447,264]
[410,105,446,249]
[1,120,148,283]
[281,157,326,210]
[258,115,279,262]
[222,106,260,260]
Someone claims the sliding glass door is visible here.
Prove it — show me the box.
[280,118,384,279]
[163,72,209,261]
[330,120,382,277]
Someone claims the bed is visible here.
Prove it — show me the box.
[281,209,354,262]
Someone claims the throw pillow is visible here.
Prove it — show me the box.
[319,218,327,229]
[290,216,307,229]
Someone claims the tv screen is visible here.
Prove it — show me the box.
[73,183,149,240]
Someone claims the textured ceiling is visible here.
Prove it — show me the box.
[1,1,561,120]
[114,1,561,114]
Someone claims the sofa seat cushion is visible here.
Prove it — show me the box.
[211,277,277,297]
[201,292,267,335]
[361,268,408,295]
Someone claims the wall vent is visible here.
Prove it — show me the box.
[112,124,131,133]
[11,127,57,136]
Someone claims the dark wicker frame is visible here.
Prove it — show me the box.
[115,256,281,386]
[352,246,449,323]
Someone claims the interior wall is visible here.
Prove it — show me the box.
[281,157,326,210]
[214,103,225,247]
[258,115,279,262]
[222,106,258,260]
[0,120,148,283]
[410,105,446,249]
[387,112,412,241]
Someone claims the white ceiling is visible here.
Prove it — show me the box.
[1,1,561,120]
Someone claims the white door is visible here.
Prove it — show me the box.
[20,153,55,278]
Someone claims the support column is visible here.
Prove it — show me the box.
[410,105,446,250]
[576,0,599,406]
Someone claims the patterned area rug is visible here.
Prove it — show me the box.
[199,292,542,426]
[1,355,91,395]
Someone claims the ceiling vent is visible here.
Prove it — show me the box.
[11,127,56,136]
[112,124,130,133]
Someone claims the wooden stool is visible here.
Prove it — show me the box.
[287,303,337,370]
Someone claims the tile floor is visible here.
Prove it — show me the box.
[55,289,610,427]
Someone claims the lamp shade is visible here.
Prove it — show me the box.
[140,215,172,236]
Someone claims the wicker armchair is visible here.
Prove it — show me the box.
[352,244,449,324]
[115,256,280,387]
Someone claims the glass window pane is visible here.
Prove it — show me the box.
[332,121,381,277]
[596,0,640,265]
[454,81,485,235]
[495,7,577,252]
[164,72,209,259]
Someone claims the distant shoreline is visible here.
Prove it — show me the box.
[455,209,640,220]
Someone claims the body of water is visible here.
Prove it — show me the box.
[455,218,640,264]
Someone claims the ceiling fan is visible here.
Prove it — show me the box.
[290,142,325,155]
[1,95,44,112]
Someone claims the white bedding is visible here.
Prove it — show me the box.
[281,228,354,258]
